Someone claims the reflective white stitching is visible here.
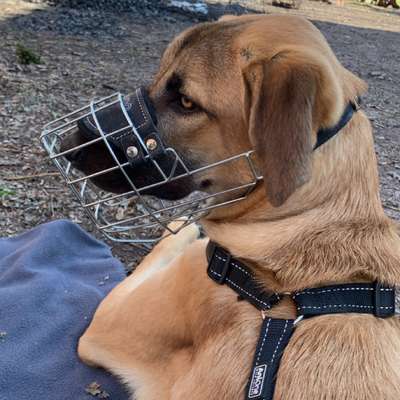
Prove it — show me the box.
[293,287,393,299]
[270,320,289,367]
[210,270,270,308]
[225,277,271,308]
[293,288,372,298]
[214,254,251,276]
[256,318,271,364]
[297,304,375,310]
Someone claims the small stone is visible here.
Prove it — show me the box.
[116,207,125,221]
[85,382,102,397]
[388,171,400,181]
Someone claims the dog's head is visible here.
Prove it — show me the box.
[61,14,366,209]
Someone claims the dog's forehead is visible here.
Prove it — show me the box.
[151,15,326,108]
[160,20,250,76]
[150,20,253,102]
[177,22,241,52]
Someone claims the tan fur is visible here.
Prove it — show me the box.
[78,14,400,399]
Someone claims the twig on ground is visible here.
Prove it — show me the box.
[3,172,59,181]
[384,204,400,212]
[102,83,118,91]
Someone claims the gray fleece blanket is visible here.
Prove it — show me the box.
[0,220,130,400]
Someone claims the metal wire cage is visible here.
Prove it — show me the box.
[40,93,262,244]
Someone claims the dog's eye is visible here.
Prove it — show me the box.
[180,95,196,111]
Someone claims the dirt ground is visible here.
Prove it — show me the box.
[0,0,399,268]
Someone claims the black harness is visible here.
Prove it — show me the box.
[205,98,399,400]
[207,242,398,400]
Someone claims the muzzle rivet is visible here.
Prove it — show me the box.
[126,146,139,158]
[146,138,158,151]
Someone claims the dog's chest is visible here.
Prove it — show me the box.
[274,315,400,400]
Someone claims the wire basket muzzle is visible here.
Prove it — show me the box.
[41,90,262,245]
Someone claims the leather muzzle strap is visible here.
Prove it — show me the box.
[77,87,165,165]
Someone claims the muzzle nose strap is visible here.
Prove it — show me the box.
[77,87,165,165]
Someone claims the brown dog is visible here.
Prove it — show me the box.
[76,14,400,400]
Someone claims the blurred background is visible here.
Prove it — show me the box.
[0,0,399,268]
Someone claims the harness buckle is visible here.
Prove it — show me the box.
[395,286,400,317]
[294,315,304,325]
[260,309,267,320]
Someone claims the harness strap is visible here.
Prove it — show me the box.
[294,282,395,318]
[206,241,281,310]
[246,318,295,400]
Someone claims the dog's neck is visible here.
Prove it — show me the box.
[202,112,400,292]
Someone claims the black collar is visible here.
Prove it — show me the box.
[314,98,360,150]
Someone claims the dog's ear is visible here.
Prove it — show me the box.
[244,49,343,207]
